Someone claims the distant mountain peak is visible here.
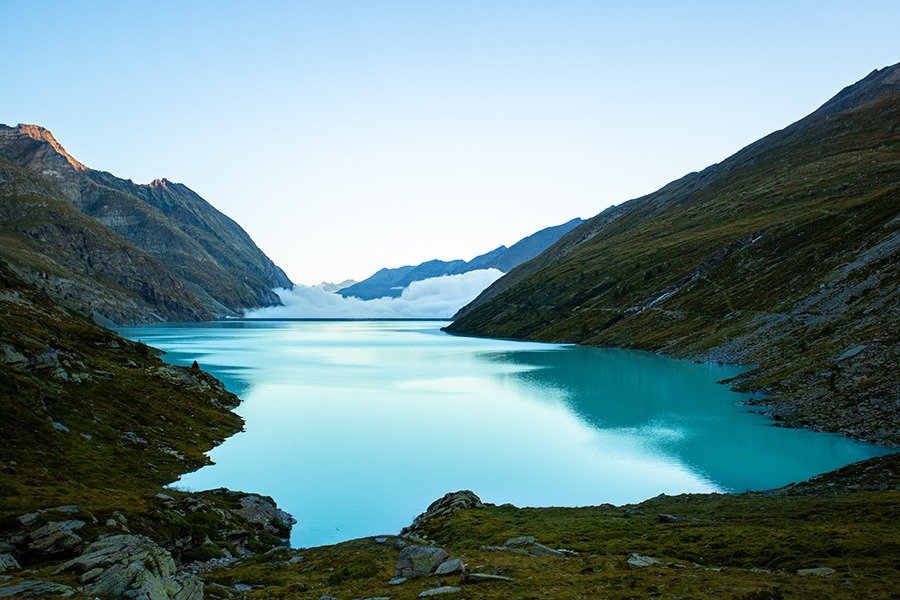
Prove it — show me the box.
[14,123,88,172]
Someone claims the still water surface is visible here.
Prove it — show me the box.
[119,320,890,547]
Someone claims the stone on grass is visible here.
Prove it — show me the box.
[797,567,836,577]
[55,534,202,600]
[626,553,667,568]
[434,557,465,575]
[395,546,450,578]
[503,535,536,548]
[531,542,567,558]
[419,586,462,597]
[464,572,514,583]
[658,513,689,523]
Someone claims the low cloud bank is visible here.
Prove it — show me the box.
[245,269,503,319]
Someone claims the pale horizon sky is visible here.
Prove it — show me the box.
[2,1,898,285]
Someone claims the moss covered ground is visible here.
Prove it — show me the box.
[200,454,899,598]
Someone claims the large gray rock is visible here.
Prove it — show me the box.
[403,490,484,535]
[531,542,567,558]
[56,534,175,577]
[234,494,296,541]
[395,546,451,578]
[503,535,536,548]
[0,553,20,573]
[27,520,86,555]
[0,580,76,597]
[433,557,465,575]
[55,534,202,600]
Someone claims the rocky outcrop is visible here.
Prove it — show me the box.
[54,534,201,600]
[0,492,294,599]
[402,490,484,537]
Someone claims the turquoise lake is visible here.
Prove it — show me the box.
[118,320,891,548]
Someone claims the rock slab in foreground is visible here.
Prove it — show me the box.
[54,534,202,600]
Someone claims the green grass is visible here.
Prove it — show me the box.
[0,260,241,525]
[200,467,899,599]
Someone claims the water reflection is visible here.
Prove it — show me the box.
[118,321,892,547]
[495,347,883,492]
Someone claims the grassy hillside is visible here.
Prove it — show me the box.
[0,262,293,581]
[449,66,900,445]
[0,260,241,516]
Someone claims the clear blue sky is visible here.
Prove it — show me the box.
[2,1,898,284]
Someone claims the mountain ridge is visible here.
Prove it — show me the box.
[0,123,292,324]
[449,62,900,445]
[339,218,584,300]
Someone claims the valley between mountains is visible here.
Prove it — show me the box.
[0,63,898,598]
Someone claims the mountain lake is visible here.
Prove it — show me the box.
[118,320,893,548]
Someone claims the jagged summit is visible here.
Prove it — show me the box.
[13,123,89,172]
[0,124,89,177]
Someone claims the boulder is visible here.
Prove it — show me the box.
[658,513,689,523]
[234,494,296,539]
[626,553,667,568]
[530,542,567,558]
[27,520,86,555]
[0,553,20,573]
[503,535,536,548]
[403,490,484,535]
[419,586,462,597]
[55,534,202,600]
[434,557,465,575]
[395,546,450,578]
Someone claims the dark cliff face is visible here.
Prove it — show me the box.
[0,124,293,324]
[449,63,900,445]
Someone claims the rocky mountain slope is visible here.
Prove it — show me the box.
[0,124,292,324]
[449,63,900,445]
[339,218,583,299]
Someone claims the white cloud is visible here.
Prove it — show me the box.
[245,269,503,319]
